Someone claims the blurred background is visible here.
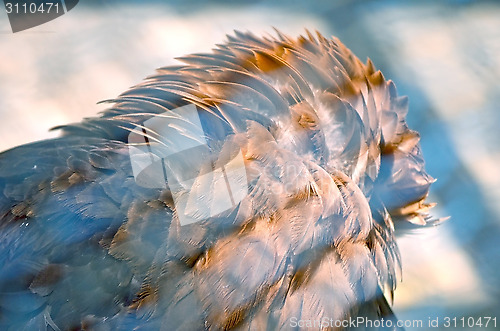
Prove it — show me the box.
[1,0,499,329]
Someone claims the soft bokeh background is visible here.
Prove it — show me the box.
[1,0,499,329]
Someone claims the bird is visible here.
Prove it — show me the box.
[0,30,437,330]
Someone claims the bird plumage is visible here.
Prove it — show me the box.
[0,30,435,330]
